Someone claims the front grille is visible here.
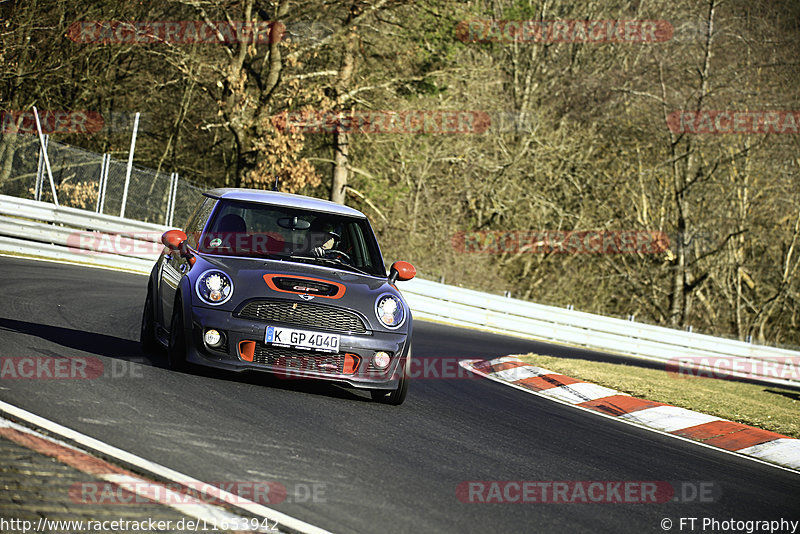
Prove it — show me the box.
[253,344,346,374]
[236,300,367,334]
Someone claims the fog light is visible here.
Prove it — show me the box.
[373,351,391,369]
[204,329,223,347]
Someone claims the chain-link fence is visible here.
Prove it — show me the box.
[0,134,202,226]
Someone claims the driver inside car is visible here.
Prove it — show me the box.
[308,219,345,258]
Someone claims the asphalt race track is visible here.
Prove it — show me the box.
[0,255,798,533]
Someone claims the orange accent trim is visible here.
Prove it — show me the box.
[238,340,256,362]
[343,353,360,375]
[516,374,582,391]
[578,395,668,416]
[673,420,786,451]
[262,274,346,299]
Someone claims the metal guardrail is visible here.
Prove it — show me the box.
[401,280,800,387]
[1,193,798,387]
[0,194,164,272]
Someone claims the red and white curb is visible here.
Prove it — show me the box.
[460,356,800,473]
[0,400,332,534]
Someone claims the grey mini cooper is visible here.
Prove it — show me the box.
[141,188,416,405]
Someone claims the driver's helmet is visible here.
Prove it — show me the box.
[308,218,342,251]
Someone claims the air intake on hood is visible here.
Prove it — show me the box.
[275,277,337,295]
[264,274,345,298]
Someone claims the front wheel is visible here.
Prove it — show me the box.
[167,302,188,372]
[371,353,410,405]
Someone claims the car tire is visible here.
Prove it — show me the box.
[167,300,188,372]
[371,352,410,405]
[140,281,159,353]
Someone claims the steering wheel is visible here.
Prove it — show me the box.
[323,249,352,263]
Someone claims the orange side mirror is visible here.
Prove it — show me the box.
[161,229,188,250]
[389,261,416,284]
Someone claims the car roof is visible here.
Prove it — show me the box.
[204,188,367,219]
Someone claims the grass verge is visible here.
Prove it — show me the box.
[517,354,800,439]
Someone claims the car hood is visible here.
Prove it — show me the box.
[189,253,410,332]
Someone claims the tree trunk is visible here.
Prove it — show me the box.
[330,17,359,204]
[0,135,17,185]
[668,0,717,328]
[331,130,349,203]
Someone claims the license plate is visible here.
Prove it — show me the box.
[265,326,340,353]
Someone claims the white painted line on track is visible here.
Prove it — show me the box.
[737,439,800,470]
[0,399,334,534]
[99,473,247,525]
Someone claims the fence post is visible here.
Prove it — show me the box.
[120,112,140,218]
[164,172,173,225]
[32,107,58,206]
[96,153,107,213]
[99,154,110,214]
[166,172,179,226]
[34,134,48,201]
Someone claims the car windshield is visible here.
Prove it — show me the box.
[197,199,386,277]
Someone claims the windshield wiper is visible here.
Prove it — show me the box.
[315,257,373,276]
[288,255,373,276]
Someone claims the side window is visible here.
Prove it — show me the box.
[184,197,216,249]
[347,223,372,270]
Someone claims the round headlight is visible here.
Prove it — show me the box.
[195,270,234,305]
[375,293,405,329]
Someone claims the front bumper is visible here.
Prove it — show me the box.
[185,304,411,390]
